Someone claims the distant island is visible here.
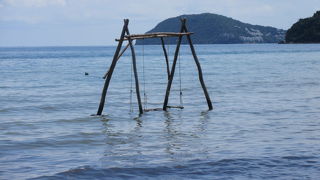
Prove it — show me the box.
[285,11,320,43]
[136,13,285,45]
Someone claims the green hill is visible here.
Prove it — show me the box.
[285,11,320,43]
[136,13,285,45]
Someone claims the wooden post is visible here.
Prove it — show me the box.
[97,19,129,115]
[160,37,170,79]
[182,18,213,110]
[125,28,144,114]
[163,19,185,111]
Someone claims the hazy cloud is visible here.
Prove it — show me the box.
[0,0,319,46]
[2,0,66,7]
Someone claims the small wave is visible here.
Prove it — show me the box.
[1,134,105,151]
[31,156,320,180]
[39,105,57,111]
[0,108,10,113]
[53,116,102,123]
[282,156,316,160]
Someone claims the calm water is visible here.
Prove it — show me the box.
[1,44,320,179]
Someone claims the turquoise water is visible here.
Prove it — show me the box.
[0,44,320,179]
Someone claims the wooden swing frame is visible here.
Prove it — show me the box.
[97,18,213,115]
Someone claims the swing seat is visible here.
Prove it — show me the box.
[143,106,184,112]
[166,105,184,109]
[144,108,163,112]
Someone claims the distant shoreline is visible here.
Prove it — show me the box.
[1,43,320,49]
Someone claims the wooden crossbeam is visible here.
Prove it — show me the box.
[116,32,193,41]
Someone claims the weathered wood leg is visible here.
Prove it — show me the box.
[163,20,186,111]
[182,19,213,110]
[97,19,129,115]
[125,28,144,114]
[160,37,170,79]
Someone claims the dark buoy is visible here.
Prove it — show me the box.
[85,72,89,76]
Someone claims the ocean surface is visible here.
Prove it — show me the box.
[0,44,320,179]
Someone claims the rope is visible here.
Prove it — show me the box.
[142,39,147,110]
[167,39,170,60]
[178,50,183,106]
[130,54,133,112]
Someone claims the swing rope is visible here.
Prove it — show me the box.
[167,39,170,60]
[142,38,148,110]
[167,38,183,108]
[130,38,183,112]
[178,50,183,107]
[130,50,133,112]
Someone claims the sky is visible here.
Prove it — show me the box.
[0,0,319,46]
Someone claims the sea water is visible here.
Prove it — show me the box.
[0,44,320,179]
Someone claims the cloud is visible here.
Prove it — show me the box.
[0,0,68,24]
[1,0,319,46]
[0,12,47,24]
[3,0,66,7]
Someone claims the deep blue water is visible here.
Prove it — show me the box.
[0,44,320,179]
